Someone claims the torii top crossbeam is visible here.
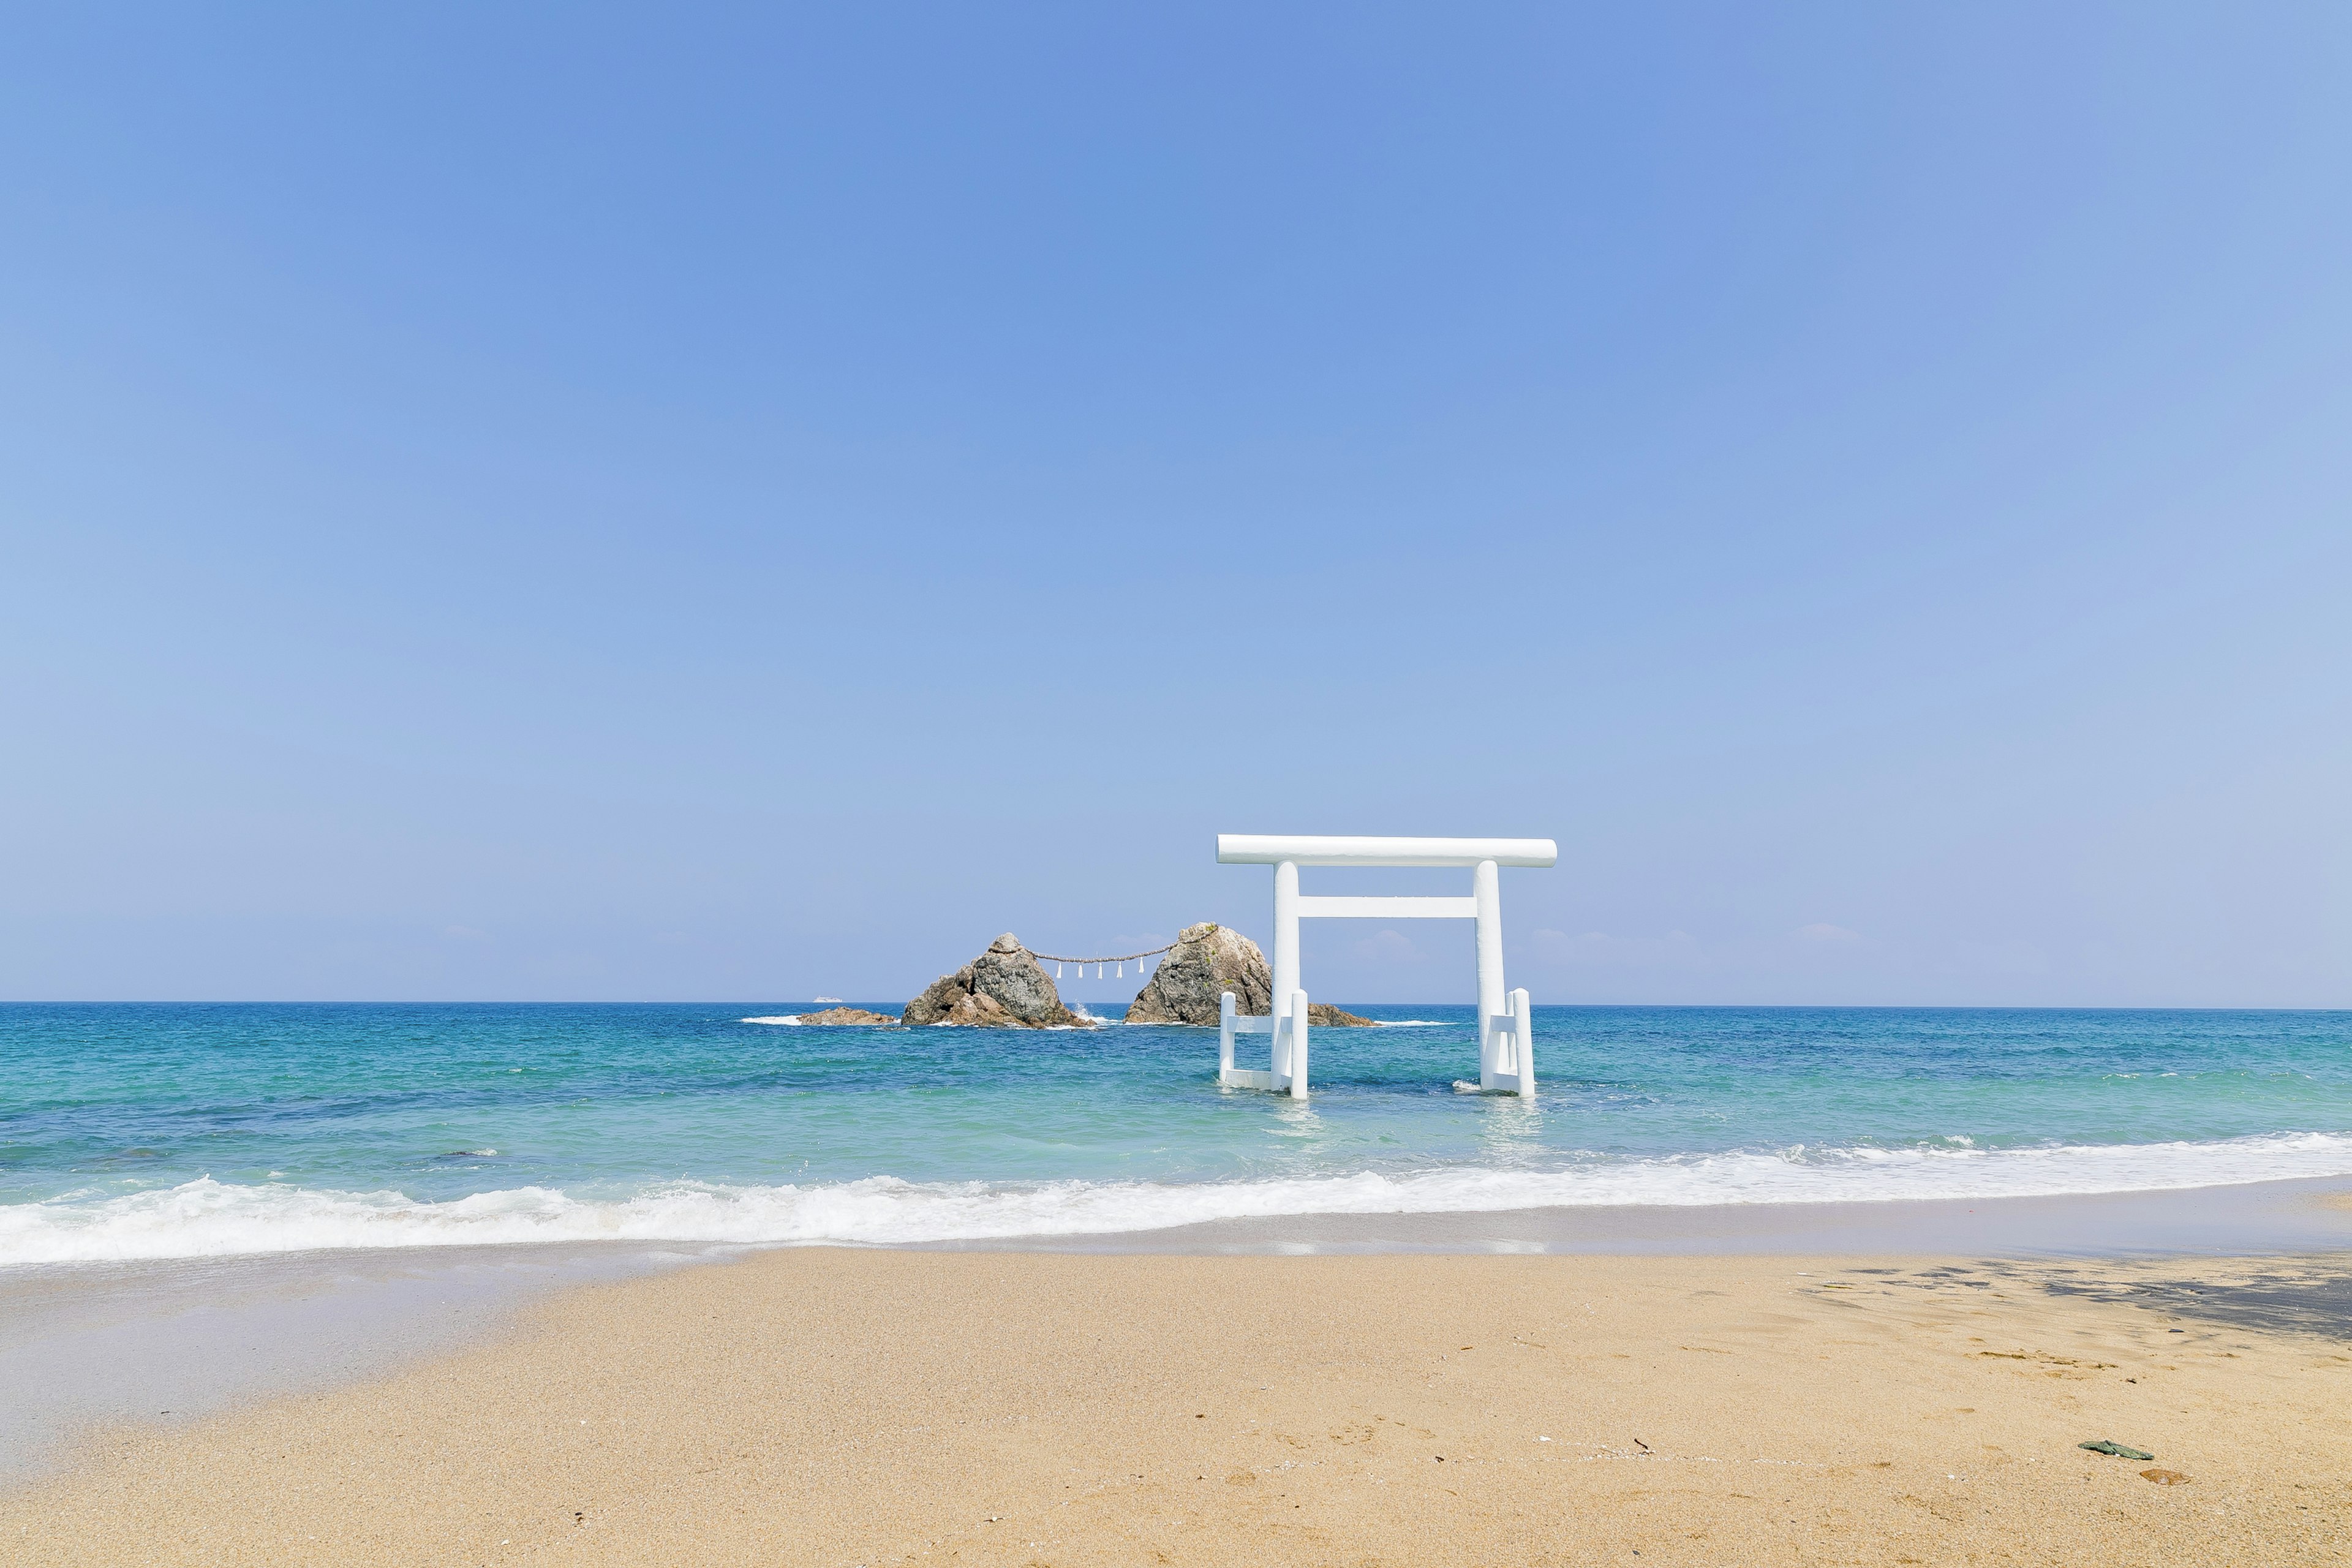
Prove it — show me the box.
[1216,835,1557,868]
[1213,834,1557,1099]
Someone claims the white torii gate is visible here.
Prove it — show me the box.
[1212,834,1558,1100]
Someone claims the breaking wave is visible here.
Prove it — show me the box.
[6,1131,2351,1265]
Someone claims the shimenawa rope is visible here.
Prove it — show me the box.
[1017,940,1178,982]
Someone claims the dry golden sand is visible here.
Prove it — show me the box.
[7,1250,2351,1565]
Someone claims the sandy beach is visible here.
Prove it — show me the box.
[7,1243,2349,1565]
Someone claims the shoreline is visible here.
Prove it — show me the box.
[930,1172,2352,1257]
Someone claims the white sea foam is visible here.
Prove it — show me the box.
[739,1016,804,1025]
[6,1131,2351,1265]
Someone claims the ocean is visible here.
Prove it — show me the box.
[3,1003,2348,1265]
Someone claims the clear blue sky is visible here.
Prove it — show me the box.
[4,5,2346,1005]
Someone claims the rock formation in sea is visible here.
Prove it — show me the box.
[792,1006,900,1026]
[1306,1003,1375,1027]
[1124,922,1381,1026]
[1123,922,1269,1023]
[903,933,1088,1028]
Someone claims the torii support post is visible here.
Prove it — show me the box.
[1473,857,1505,1089]
[1487,987,1533,1095]
[1215,834,1556,1096]
[1218,987,1308,1097]
[1218,991,1237,1081]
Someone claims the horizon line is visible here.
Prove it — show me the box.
[2,998,2346,1013]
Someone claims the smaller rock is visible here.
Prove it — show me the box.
[793,1007,899,1027]
[2139,1469,2190,1485]
[1307,1003,1376,1027]
[2078,1441,2155,1461]
[905,934,1088,1027]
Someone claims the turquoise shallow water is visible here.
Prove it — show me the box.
[2,1004,2348,1262]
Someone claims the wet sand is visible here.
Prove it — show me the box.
[0,1244,703,1487]
[6,1245,2350,1565]
[944,1172,2352,1257]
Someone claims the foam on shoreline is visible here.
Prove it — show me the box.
[8,1129,2352,1264]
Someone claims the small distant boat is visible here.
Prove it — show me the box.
[812,996,843,1003]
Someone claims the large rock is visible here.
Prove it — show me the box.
[904,933,1087,1028]
[1123,922,1272,1023]
[1123,922,1381,1025]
